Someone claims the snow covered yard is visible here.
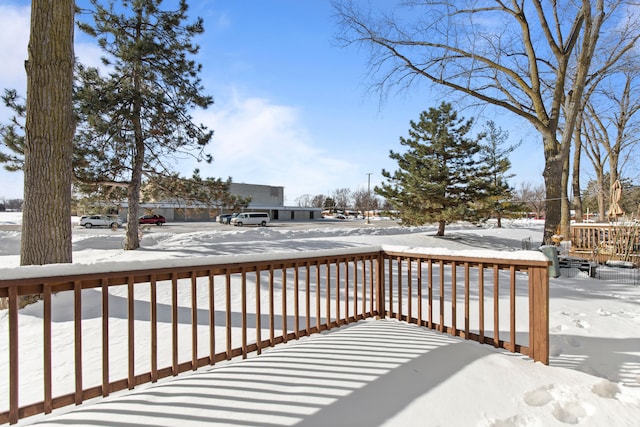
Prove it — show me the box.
[1,212,640,426]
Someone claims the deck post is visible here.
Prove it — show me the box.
[528,263,550,364]
[376,251,385,319]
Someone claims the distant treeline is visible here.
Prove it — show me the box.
[0,199,23,211]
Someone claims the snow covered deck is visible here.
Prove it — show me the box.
[1,247,550,425]
[2,218,639,425]
[23,319,524,426]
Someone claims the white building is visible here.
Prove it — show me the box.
[117,183,321,222]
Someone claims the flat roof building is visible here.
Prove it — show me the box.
[115,183,321,222]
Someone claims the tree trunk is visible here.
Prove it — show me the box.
[21,0,75,265]
[560,153,571,240]
[123,10,145,250]
[572,129,583,223]
[596,169,606,221]
[437,220,446,236]
[542,154,563,245]
[124,151,142,250]
[123,101,144,251]
[609,151,620,202]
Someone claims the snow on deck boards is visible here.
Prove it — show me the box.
[22,319,490,427]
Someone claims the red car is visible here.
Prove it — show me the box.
[139,214,166,225]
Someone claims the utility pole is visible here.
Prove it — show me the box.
[366,173,372,224]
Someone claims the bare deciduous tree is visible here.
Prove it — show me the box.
[352,187,375,217]
[311,194,326,208]
[295,194,314,207]
[332,188,352,212]
[582,65,640,221]
[516,182,547,220]
[295,194,329,208]
[334,0,640,243]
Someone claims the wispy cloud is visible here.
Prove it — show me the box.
[0,4,105,97]
[192,88,358,203]
[0,3,370,203]
[0,5,29,92]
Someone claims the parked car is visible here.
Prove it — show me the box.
[225,213,239,224]
[217,214,232,224]
[80,215,123,229]
[139,214,166,226]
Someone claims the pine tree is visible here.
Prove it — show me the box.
[323,197,336,213]
[0,90,26,172]
[142,170,250,213]
[75,0,214,250]
[476,121,520,227]
[376,103,491,236]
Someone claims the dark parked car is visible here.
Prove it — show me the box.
[217,213,238,224]
[217,214,232,224]
[225,213,239,224]
[139,214,166,226]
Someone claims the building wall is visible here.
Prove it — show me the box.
[230,183,284,207]
[274,209,321,220]
[173,208,212,221]
[116,184,319,222]
[295,210,318,220]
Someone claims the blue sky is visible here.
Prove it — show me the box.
[0,0,544,205]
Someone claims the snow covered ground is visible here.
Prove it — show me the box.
[1,212,640,426]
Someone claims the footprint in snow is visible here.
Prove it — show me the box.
[617,310,638,319]
[551,401,590,424]
[523,385,554,407]
[484,414,534,427]
[574,319,590,329]
[591,380,620,399]
[523,384,593,424]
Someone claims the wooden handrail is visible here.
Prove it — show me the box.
[0,248,549,425]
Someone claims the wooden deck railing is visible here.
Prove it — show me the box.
[0,248,549,425]
[569,223,640,263]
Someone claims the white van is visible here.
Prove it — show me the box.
[230,212,270,227]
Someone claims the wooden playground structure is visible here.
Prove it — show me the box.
[567,222,640,265]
